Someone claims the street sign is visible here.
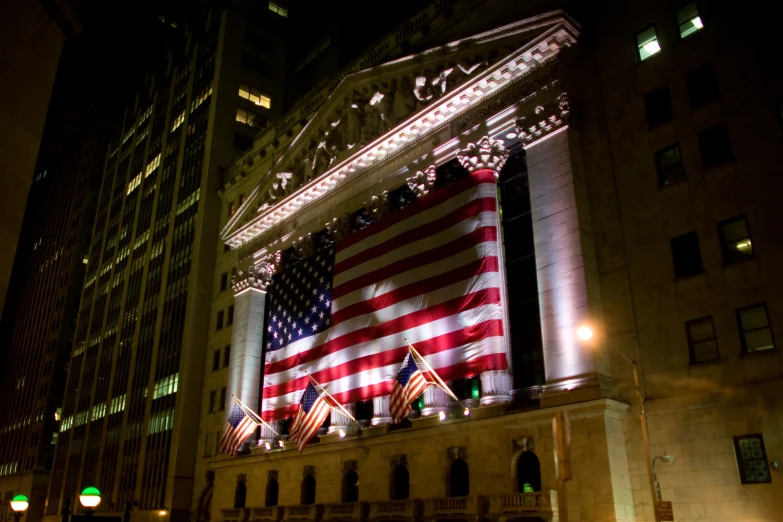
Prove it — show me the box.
[657,501,674,521]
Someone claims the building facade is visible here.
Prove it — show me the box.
[201,2,783,522]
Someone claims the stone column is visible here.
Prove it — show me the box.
[371,396,393,426]
[328,403,356,434]
[421,386,450,417]
[457,136,513,406]
[226,257,278,445]
[258,420,280,445]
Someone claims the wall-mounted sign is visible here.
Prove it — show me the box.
[657,501,674,521]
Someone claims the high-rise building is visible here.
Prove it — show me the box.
[201,1,783,521]
[0,107,109,522]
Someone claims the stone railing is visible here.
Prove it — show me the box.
[423,496,487,518]
[221,508,249,522]
[487,491,558,520]
[368,500,423,521]
[323,502,369,521]
[250,506,285,522]
[284,505,323,521]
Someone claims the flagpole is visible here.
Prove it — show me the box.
[305,374,358,422]
[405,339,459,401]
[234,395,280,436]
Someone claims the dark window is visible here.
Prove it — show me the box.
[265,478,279,507]
[718,215,754,263]
[234,481,247,508]
[685,316,719,363]
[736,304,775,353]
[448,458,469,497]
[209,391,217,412]
[390,465,409,500]
[220,272,228,292]
[219,387,227,410]
[698,123,734,168]
[733,434,771,484]
[212,350,220,371]
[677,3,704,38]
[644,87,674,129]
[223,345,231,367]
[636,24,661,61]
[301,474,316,505]
[655,144,686,187]
[233,132,254,151]
[516,451,541,493]
[776,100,783,138]
[342,470,359,503]
[216,310,224,330]
[227,306,234,326]
[670,231,703,278]
[686,63,719,108]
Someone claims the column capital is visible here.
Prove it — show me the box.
[407,165,437,198]
[457,136,509,174]
[232,251,281,294]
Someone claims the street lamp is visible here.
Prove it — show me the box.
[10,494,29,522]
[79,487,101,517]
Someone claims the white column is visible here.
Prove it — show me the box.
[421,386,450,417]
[328,403,355,434]
[258,420,280,444]
[457,136,513,406]
[371,396,393,426]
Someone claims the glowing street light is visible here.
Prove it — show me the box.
[10,494,29,522]
[79,486,101,516]
[576,325,593,341]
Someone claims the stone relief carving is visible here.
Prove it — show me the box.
[457,136,509,174]
[446,446,466,460]
[267,470,279,481]
[512,437,535,453]
[232,250,281,293]
[514,92,570,145]
[391,454,408,468]
[366,190,391,221]
[325,214,352,243]
[293,233,315,259]
[407,165,437,198]
[303,465,315,477]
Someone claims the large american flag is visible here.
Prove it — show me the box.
[289,381,334,452]
[261,169,508,420]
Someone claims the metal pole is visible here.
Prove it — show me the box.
[632,364,661,522]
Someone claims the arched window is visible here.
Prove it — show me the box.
[448,459,469,497]
[516,451,541,493]
[234,481,247,508]
[390,465,409,500]
[301,474,316,505]
[265,479,279,507]
[342,470,359,503]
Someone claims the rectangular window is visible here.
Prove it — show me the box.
[733,434,771,484]
[644,87,674,129]
[677,2,704,38]
[219,387,227,410]
[685,316,719,363]
[223,345,231,367]
[268,1,288,17]
[220,272,228,292]
[233,132,254,151]
[686,63,719,108]
[228,201,236,217]
[209,390,217,412]
[699,123,734,168]
[636,24,661,61]
[718,215,754,263]
[655,144,686,187]
[212,350,220,371]
[227,306,234,326]
[670,231,703,278]
[216,310,224,330]
[236,108,264,128]
[238,83,272,109]
[736,304,775,353]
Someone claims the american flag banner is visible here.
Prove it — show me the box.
[289,381,335,452]
[220,401,259,457]
[261,168,509,420]
[389,350,431,423]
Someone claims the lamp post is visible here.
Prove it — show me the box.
[79,487,102,517]
[10,494,29,522]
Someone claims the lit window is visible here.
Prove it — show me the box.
[238,83,271,108]
[153,373,179,399]
[736,304,775,353]
[733,434,771,484]
[236,108,264,128]
[171,111,185,132]
[145,154,161,177]
[636,25,661,61]
[677,3,704,39]
[718,215,754,263]
[127,173,142,195]
[268,1,288,17]
[148,409,175,434]
[82,253,89,265]
[655,144,686,187]
[110,394,126,415]
[685,316,719,363]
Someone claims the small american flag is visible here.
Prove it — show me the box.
[289,382,334,452]
[390,351,430,422]
[220,401,259,457]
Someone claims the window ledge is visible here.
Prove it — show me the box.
[688,357,722,368]
[673,270,706,282]
[721,255,757,268]
[741,347,779,358]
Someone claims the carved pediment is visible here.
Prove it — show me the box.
[222,10,579,252]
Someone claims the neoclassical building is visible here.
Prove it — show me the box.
[198,3,783,522]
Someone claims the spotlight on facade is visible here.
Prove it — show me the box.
[438,411,446,421]
[463,408,470,416]
[277,440,284,448]
[264,442,272,450]
[338,429,346,438]
[158,509,169,516]
[10,494,29,521]
[577,325,593,341]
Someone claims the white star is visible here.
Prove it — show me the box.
[313,288,318,295]
[304,317,310,324]
[272,315,277,322]
[267,342,271,348]
[329,249,334,254]
[319,311,325,319]
[311,305,317,313]
[267,325,272,332]
[298,328,303,336]
[316,255,321,261]
[312,324,319,331]
[325,317,331,325]
[308,266,313,273]
[325,299,330,307]
[287,333,292,341]
[298,311,303,318]
[277,321,282,328]
[319,293,325,302]
[304,261,309,268]
[273,332,278,339]
[326,282,331,289]
[319,276,324,283]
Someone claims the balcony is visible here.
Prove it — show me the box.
[423,496,487,519]
[250,507,284,522]
[323,502,369,521]
[221,509,249,522]
[284,505,323,521]
[368,500,422,521]
[487,491,558,521]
